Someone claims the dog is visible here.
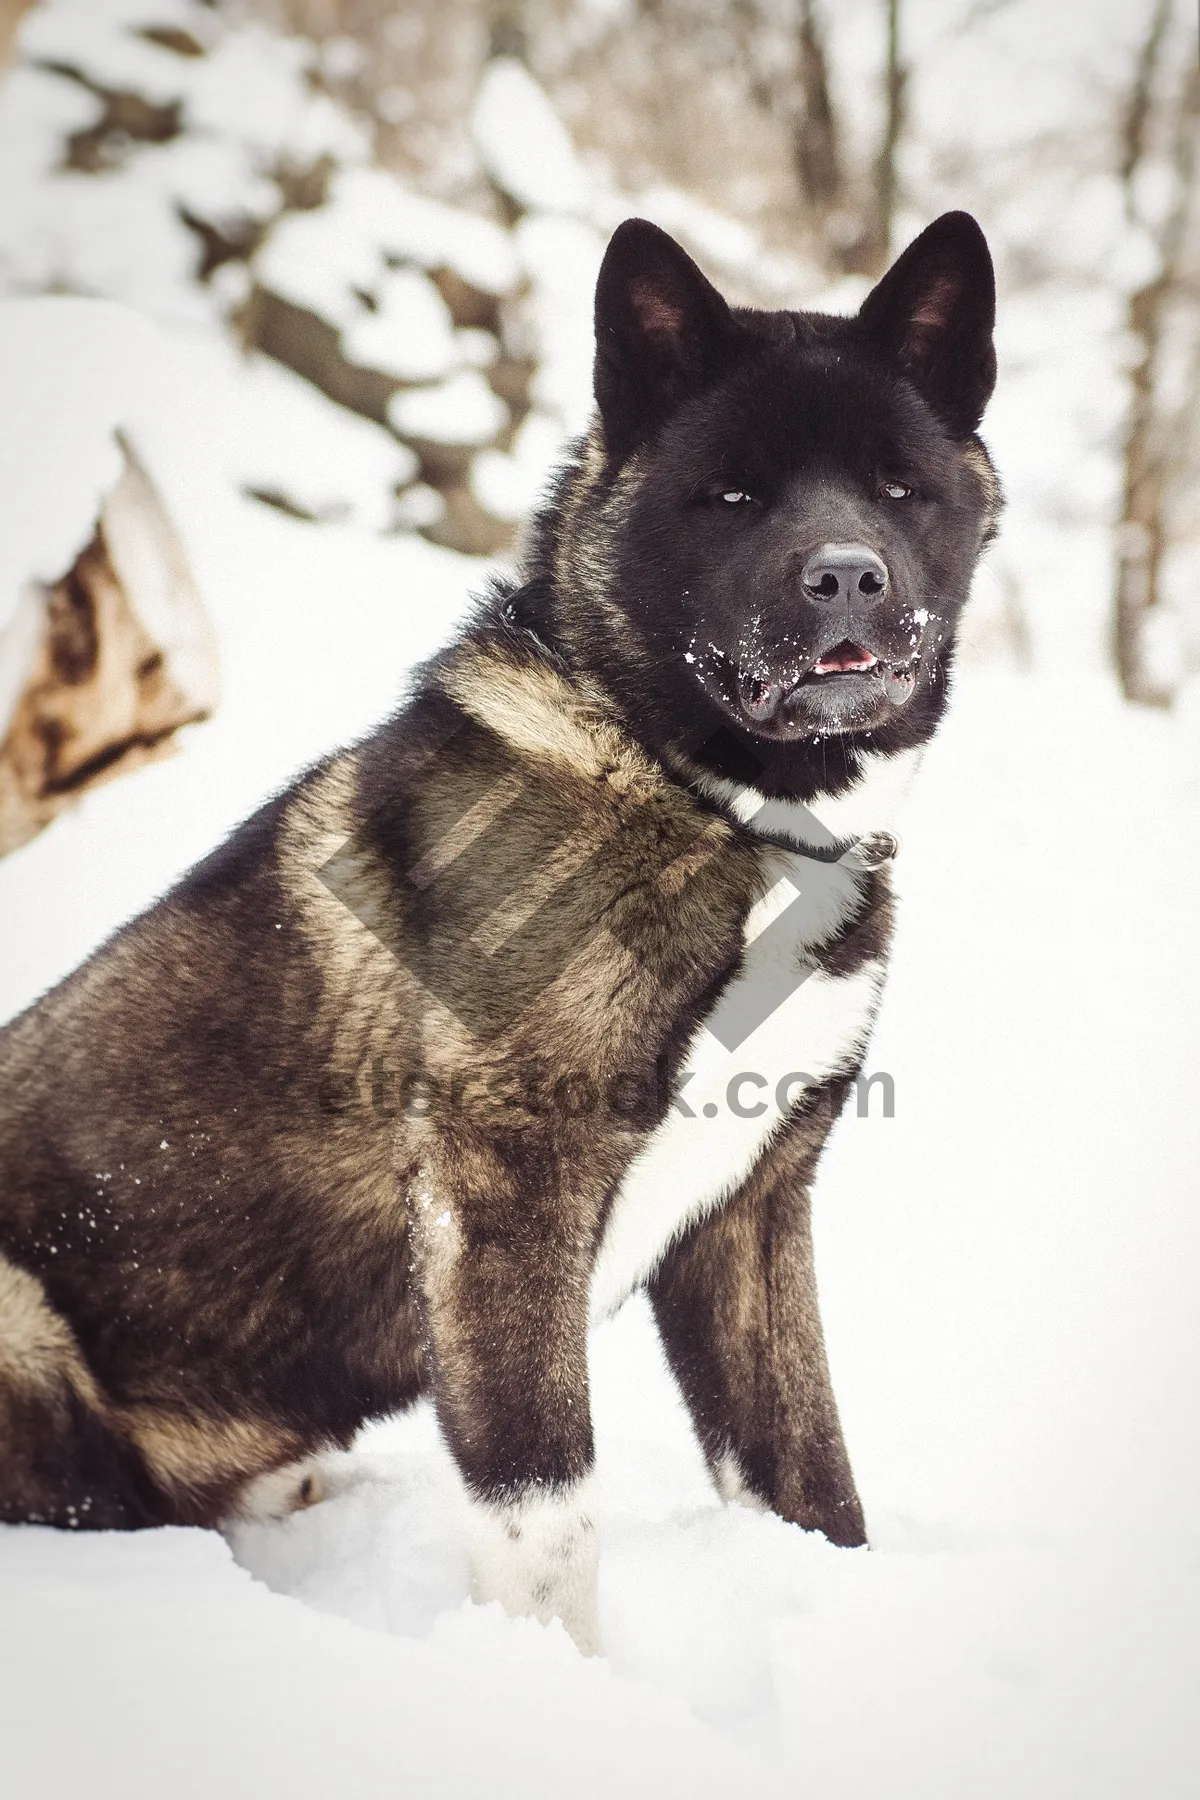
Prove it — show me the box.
[0,211,999,1652]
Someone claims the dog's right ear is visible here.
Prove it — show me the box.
[593,219,735,462]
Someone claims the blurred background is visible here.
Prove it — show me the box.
[0,0,1198,872]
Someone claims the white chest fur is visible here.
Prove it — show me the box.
[588,749,921,1322]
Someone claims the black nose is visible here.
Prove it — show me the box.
[801,542,889,603]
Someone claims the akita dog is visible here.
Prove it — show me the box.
[0,211,999,1652]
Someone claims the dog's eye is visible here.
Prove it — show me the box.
[720,490,754,505]
[879,480,912,500]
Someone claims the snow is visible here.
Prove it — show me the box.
[2,297,1199,1798]
[472,409,567,522]
[273,165,520,300]
[635,184,762,280]
[388,366,509,446]
[0,297,423,628]
[340,267,459,383]
[184,27,366,167]
[253,164,522,468]
[0,298,163,623]
[0,1525,767,1800]
[0,587,45,746]
[0,64,100,188]
[253,205,378,328]
[0,324,479,1000]
[514,213,606,432]
[185,341,420,532]
[18,0,212,105]
[472,56,593,217]
[2,1,1200,1794]
[0,11,366,325]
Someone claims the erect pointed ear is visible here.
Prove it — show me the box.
[857,211,997,436]
[593,219,736,461]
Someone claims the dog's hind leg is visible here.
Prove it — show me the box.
[0,1253,166,1529]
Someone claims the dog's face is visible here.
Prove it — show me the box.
[577,213,1000,784]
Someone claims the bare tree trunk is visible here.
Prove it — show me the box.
[1113,10,1200,706]
[0,0,34,68]
[794,0,842,213]
[819,0,906,277]
[1115,274,1173,705]
[870,0,906,268]
[486,0,526,62]
[1121,0,1173,199]
[726,0,848,267]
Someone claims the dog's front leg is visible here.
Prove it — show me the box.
[410,1161,600,1653]
[647,1079,867,1548]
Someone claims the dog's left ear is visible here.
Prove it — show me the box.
[593,219,735,461]
[857,211,996,436]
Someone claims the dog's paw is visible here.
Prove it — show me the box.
[232,1456,326,1522]
[461,1477,603,1656]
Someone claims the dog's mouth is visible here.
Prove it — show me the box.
[804,640,879,678]
[727,640,919,734]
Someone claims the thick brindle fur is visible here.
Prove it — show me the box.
[1,213,999,1645]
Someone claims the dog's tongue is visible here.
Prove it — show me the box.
[813,641,875,673]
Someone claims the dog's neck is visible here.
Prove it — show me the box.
[490,582,924,859]
[693,745,924,862]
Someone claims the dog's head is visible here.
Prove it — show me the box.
[535,212,1001,797]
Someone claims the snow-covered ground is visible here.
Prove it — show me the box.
[2,310,1199,1797]
[3,0,1200,1793]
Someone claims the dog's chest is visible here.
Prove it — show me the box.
[588,840,884,1322]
